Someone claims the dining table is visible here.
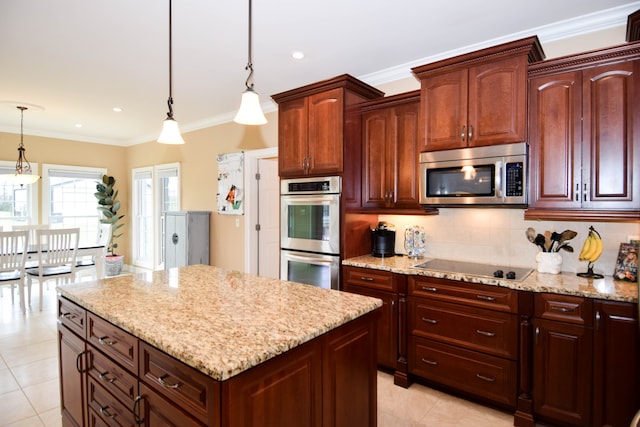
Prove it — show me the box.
[23,242,106,278]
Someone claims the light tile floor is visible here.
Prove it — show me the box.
[1,282,526,427]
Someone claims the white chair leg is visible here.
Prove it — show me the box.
[18,282,25,313]
[38,279,44,311]
[27,276,32,307]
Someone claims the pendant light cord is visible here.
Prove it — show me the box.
[244,0,254,90]
[166,0,175,119]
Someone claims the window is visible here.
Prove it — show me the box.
[43,165,106,243]
[132,163,180,270]
[0,161,38,228]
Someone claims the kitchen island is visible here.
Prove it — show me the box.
[56,264,382,427]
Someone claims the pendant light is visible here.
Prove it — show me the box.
[233,0,267,125]
[157,0,185,144]
[3,106,40,186]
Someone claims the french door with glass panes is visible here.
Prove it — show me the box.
[132,163,180,270]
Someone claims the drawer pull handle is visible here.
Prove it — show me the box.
[61,312,74,319]
[360,276,374,281]
[99,371,116,384]
[476,329,496,337]
[421,317,438,324]
[158,374,181,389]
[421,286,437,292]
[476,373,496,382]
[99,406,116,419]
[98,336,116,346]
[421,358,438,366]
[550,306,574,313]
[476,295,495,302]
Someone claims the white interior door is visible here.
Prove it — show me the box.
[256,158,280,278]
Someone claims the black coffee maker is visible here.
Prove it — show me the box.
[371,221,395,257]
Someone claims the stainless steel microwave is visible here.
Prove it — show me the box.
[419,143,527,207]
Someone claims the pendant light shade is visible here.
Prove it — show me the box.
[234,0,267,125]
[157,0,185,144]
[2,106,40,186]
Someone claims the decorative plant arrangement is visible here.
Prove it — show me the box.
[526,227,577,274]
[95,174,125,275]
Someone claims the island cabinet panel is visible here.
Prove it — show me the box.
[407,276,519,409]
[223,339,322,427]
[272,74,384,178]
[88,313,138,375]
[322,313,378,427]
[413,36,543,152]
[87,375,137,427]
[58,322,87,427]
[526,43,640,221]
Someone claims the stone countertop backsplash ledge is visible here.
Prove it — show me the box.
[342,254,638,303]
[57,264,382,381]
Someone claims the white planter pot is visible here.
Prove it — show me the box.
[536,252,562,274]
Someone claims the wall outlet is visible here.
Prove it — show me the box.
[235,218,240,228]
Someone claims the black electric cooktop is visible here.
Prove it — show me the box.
[414,259,533,282]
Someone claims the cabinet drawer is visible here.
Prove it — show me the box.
[409,298,517,359]
[88,313,138,374]
[343,266,396,292]
[139,383,206,427]
[139,341,220,426]
[88,346,138,407]
[87,376,136,427]
[409,276,517,313]
[58,297,86,338]
[535,293,593,326]
[409,336,516,408]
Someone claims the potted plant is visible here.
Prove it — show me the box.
[95,174,125,276]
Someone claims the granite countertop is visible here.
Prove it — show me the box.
[342,255,639,303]
[57,264,382,381]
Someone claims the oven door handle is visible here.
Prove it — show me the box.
[284,252,335,265]
[281,195,337,204]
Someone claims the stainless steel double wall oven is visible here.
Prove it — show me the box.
[280,176,341,290]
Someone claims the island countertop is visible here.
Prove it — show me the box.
[56,264,382,381]
[342,254,638,303]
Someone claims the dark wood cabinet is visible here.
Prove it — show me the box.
[592,300,640,427]
[407,276,519,408]
[359,91,422,211]
[412,36,543,152]
[272,74,383,178]
[532,293,594,427]
[526,43,640,220]
[343,266,402,371]
[58,323,87,427]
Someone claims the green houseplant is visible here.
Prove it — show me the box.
[95,174,125,276]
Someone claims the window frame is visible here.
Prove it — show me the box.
[0,160,39,226]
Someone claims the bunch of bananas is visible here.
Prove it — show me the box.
[578,226,603,263]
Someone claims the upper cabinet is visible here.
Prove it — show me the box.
[412,36,544,152]
[272,75,383,178]
[359,91,422,211]
[526,43,640,221]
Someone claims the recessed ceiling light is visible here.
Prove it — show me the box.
[291,51,304,60]
[75,123,83,128]
[113,107,123,112]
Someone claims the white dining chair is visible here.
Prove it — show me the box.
[76,223,111,279]
[26,228,79,311]
[0,230,29,312]
[13,224,49,268]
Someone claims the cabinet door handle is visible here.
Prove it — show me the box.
[476,373,496,382]
[575,183,580,201]
[476,329,496,337]
[421,358,438,365]
[158,374,181,389]
[595,310,601,330]
[476,294,495,302]
[461,126,466,141]
[583,183,588,202]
[468,125,473,141]
[421,317,438,324]
[421,286,437,292]
[359,276,374,281]
[133,395,145,425]
[75,350,88,373]
[535,326,540,345]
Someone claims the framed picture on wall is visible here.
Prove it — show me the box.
[217,152,244,215]
[613,242,638,282]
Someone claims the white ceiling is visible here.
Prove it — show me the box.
[1,0,639,146]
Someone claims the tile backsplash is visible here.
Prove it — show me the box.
[379,209,639,277]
